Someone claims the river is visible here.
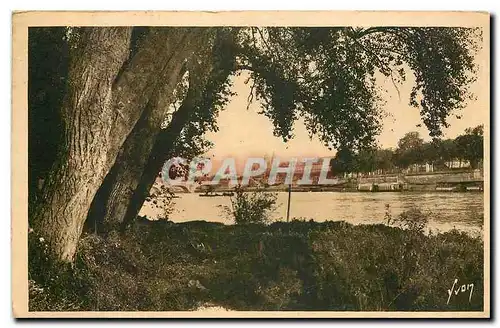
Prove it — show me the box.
[140,191,484,235]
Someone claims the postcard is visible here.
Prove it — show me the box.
[12,11,490,318]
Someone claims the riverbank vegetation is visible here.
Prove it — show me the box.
[29,217,483,312]
[331,125,484,176]
[223,186,278,224]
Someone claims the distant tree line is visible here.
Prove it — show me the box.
[330,124,484,175]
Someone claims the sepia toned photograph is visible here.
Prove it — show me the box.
[12,11,490,318]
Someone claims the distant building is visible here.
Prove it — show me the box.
[446,160,471,169]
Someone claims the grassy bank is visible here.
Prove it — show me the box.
[29,219,483,312]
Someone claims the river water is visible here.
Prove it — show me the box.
[141,191,484,235]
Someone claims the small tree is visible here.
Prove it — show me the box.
[224,186,278,225]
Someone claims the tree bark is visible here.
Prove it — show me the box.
[32,27,202,262]
[120,97,197,229]
[118,31,239,229]
[88,34,218,230]
[87,29,212,231]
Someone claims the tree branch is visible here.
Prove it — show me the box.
[348,30,402,99]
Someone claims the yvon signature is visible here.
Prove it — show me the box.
[447,278,474,304]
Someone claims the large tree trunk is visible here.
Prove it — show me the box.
[120,98,197,229]
[87,101,192,231]
[32,27,203,262]
[87,30,211,231]
[88,43,215,231]
[87,28,240,231]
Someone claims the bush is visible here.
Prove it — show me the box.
[309,224,483,311]
[395,207,430,233]
[384,205,430,233]
[224,186,278,225]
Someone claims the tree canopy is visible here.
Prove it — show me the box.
[234,27,480,151]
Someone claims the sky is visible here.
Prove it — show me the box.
[204,45,488,162]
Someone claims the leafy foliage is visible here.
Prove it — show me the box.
[144,184,177,220]
[224,186,278,225]
[454,125,484,169]
[330,148,357,174]
[28,26,482,181]
[29,26,482,227]
[395,131,426,168]
[234,27,480,151]
[385,205,430,234]
[171,28,240,159]
[403,28,481,137]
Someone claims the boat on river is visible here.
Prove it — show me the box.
[357,182,403,192]
[199,193,223,197]
[199,191,234,197]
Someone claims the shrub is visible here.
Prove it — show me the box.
[395,207,430,233]
[224,186,278,225]
[309,223,483,311]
